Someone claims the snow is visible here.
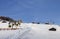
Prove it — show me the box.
[0,23,60,39]
[19,23,60,39]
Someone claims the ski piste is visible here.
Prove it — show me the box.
[0,23,60,39]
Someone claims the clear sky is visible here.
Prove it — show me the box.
[0,0,60,25]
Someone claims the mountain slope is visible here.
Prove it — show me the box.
[19,23,60,39]
[0,23,60,39]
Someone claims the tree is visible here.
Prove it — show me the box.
[8,22,11,28]
[11,23,14,29]
[8,24,11,28]
[16,24,18,28]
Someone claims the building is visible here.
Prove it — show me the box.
[0,16,20,30]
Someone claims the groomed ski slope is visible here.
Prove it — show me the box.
[0,23,60,39]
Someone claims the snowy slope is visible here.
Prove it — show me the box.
[20,23,60,39]
[0,23,60,39]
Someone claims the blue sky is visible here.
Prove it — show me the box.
[0,0,60,25]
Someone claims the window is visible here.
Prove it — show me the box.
[2,20,7,23]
